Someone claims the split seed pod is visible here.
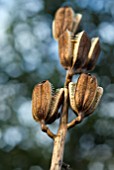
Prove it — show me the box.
[84,37,101,71]
[58,30,91,70]
[32,80,64,124]
[53,7,82,40]
[72,31,91,70]
[69,73,103,116]
[75,73,98,112]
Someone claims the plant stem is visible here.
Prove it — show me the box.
[50,88,68,170]
[67,113,84,129]
[40,121,56,139]
[64,70,73,88]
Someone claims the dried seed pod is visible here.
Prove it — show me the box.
[69,74,102,117]
[58,30,91,70]
[32,80,64,124]
[32,80,52,122]
[72,31,91,70]
[75,73,98,113]
[86,37,100,71]
[53,7,82,40]
[69,82,78,114]
[85,86,103,116]
[46,88,64,124]
[53,7,74,40]
[58,30,73,69]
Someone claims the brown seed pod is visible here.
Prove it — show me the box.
[58,30,91,71]
[58,30,73,69]
[72,31,91,70]
[46,88,64,124]
[32,81,64,124]
[75,73,98,113]
[32,80,52,122]
[53,7,82,40]
[86,37,100,71]
[85,86,103,116]
[53,7,74,40]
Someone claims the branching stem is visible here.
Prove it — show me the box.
[67,113,84,130]
[40,121,56,139]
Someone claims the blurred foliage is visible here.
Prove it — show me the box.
[0,0,114,170]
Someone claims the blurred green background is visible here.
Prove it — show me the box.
[0,0,114,170]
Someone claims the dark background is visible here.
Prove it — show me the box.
[0,0,114,170]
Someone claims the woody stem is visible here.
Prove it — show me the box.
[50,88,68,170]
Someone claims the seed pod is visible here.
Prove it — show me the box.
[32,80,52,122]
[69,82,78,114]
[58,30,73,69]
[53,7,82,40]
[75,73,97,113]
[85,86,103,116]
[69,74,102,117]
[72,31,91,70]
[53,7,74,40]
[46,88,64,124]
[86,37,100,71]
[32,81,64,124]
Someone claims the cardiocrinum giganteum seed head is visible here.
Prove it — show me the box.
[53,6,101,73]
[52,6,82,40]
[32,80,64,124]
[69,73,103,117]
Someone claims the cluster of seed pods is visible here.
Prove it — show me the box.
[32,7,103,127]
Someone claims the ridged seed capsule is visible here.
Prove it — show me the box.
[32,80,64,124]
[53,7,82,40]
[69,73,103,116]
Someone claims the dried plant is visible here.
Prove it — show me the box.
[32,6,103,170]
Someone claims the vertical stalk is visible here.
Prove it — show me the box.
[64,70,73,88]
[50,88,68,170]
